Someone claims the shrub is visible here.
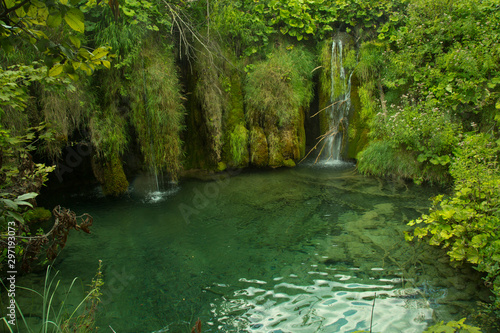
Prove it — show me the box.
[406,133,500,309]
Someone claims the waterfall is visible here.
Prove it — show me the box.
[142,57,160,192]
[322,38,353,163]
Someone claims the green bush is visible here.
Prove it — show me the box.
[357,140,420,180]
[423,318,482,333]
[406,133,500,308]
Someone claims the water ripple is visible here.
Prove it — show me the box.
[208,272,432,333]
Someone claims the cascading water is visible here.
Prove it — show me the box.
[142,57,160,193]
[140,58,179,202]
[322,38,354,163]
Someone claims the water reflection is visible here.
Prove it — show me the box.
[16,164,490,333]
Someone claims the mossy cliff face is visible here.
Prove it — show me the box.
[91,155,129,196]
[184,45,313,170]
[184,48,249,171]
[128,38,184,179]
[244,46,314,168]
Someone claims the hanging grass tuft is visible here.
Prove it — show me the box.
[245,45,315,129]
[129,37,185,180]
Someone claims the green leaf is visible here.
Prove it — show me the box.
[122,7,136,16]
[414,227,428,238]
[417,154,428,163]
[48,64,64,77]
[441,209,455,220]
[404,231,414,241]
[2,199,18,210]
[17,193,38,200]
[4,0,15,9]
[64,8,84,33]
[305,25,314,34]
[69,35,81,48]
[14,200,33,208]
[467,248,482,264]
[47,13,63,27]
[7,210,24,223]
[90,47,108,60]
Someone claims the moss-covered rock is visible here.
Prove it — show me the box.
[92,155,129,196]
[347,77,370,159]
[185,47,248,171]
[184,42,314,172]
[25,207,51,224]
[268,129,284,168]
[250,127,269,167]
[244,45,314,168]
[217,161,227,172]
[298,107,307,159]
[228,124,249,167]
[223,70,248,168]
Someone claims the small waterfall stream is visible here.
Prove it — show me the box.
[142,57,160,193]
[322,38,354,163]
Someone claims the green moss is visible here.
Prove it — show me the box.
[90,106,128,160]
[223,69,248,168]
[229,124,249,167]
[25,207,51,224]
[298,108,307,159]
[194,49,225,163]
[245,45,314,128]
[92,156,129,196]
[244,43,313,168]
[183,69,209,170]
[129,37,184,179]
[249,126,269,167]
[186,47,247,171]
[268,129,284,168]
[217,161,227,172]
[357,140,451,184]
[347,80,370,159]
[283,159,296,168]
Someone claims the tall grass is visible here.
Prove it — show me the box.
[1,262,103,333]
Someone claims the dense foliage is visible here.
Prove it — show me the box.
[1,0,500,329]
[406,133,500,311]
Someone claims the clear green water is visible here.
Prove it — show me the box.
[15,164,490,332]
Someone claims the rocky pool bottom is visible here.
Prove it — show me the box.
[9,163,492,332]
